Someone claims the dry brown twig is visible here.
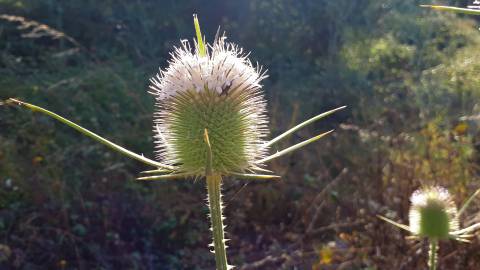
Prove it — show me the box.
[309,220,366,235]
[238,250,303,270]
[305,167,349,234]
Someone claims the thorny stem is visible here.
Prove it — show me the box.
[5,98,174,170]
[204,129,230,270]
[428,239,438,270]
[207,173,229,270]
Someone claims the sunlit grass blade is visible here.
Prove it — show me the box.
[265,106,346,147]
[6,98,175,170]
[229,172,280,180]
[458,189,480,217]
[377,215,412,232]
[420,5,480,15]
[136,172,195,181]
[257,130,334,164]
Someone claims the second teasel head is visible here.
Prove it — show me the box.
[408,186,459,239]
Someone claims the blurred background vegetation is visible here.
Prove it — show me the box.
[1,0,480,269]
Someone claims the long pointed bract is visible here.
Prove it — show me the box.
[140,169,171,175]
[420,5,480,15]
[229,172,280,180]
[6,98,174,170]
[257,130,334,164]
[377,215,412,232]
[265,106,345,147]
[136,172,194,181]
[450,223,480,235]
[193,14,206,57]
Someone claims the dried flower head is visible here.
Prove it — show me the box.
[149,35,269,175]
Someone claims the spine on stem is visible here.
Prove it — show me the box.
[206,173,231,270]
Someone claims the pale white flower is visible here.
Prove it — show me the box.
[149,37,266,100]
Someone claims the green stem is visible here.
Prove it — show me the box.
[206,173,230,270]
[428,239,438,270]
[6,98,174,170]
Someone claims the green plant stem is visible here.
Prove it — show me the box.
[6,98,174,170]
[428,239,438,270]
[206,173,229,270]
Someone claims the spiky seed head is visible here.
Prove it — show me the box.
[408,186,459,239]
[149,36,269,175]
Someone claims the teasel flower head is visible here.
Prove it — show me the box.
[145,16,342,179]
[148,31,269,176]
[379,185,480,243]
[379,186,480,269]
[408,186,459,239]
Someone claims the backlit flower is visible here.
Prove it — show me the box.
[408,186,459,239]
[148,35,269,175]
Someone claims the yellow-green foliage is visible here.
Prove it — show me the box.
[384,120,476,194]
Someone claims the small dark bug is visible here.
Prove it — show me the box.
[220,81,232,96]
